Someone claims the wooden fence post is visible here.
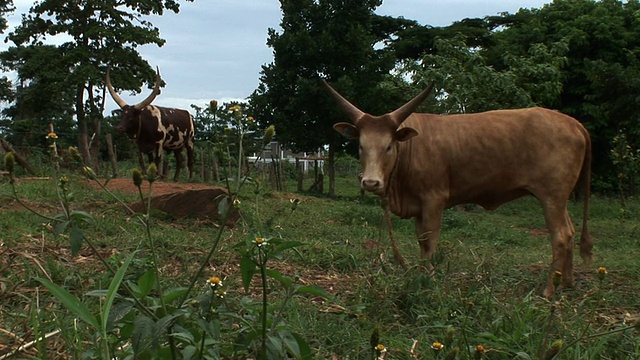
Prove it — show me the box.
[296,158,303,192]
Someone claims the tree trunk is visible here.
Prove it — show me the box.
[76,86,92,167]
[106,134,118,178]
[89,116,102,173]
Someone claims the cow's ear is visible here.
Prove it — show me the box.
[395,127,418,142]
[333,122,360,139]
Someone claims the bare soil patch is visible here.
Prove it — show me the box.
[89,178,239,225]
[86,177,220,196]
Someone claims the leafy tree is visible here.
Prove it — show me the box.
[399,35,567,113]
[250,0,400,196]
[192,100,264,182]
[485,0,640,186]
[385,16,494,61]
[1,0,192,169]
[0,0,14,106]
[1,45,76,149]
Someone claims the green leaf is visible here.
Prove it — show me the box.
[266,334,285,360]
[54,220,70,236]
[132,315,156,355]
[137,269,157,298]
[240,254,256,292]
[162,287,189,304]
[277,330,313,359]
[273,240,305,254]
[106,300,135,331]
[35,277,99,329]
[69,226,84,256]
[280,331,300,358]
[156,312,182,334]
[181,345,197,360]
[125,280,142,298]
[102,252,137,335]
[217,194,229,218]
[294,285,332,299]
[265,269,293,288]
[85,290,109,298]
[69,210,95,225]
[291,332,313,360]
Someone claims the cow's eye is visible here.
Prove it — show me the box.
[386,145,392,153]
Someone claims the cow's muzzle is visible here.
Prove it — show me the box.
[361,178,384,194]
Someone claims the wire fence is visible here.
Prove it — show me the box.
[0,134,351,193]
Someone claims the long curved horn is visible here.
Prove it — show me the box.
[134,67,161,110]
[389,83,434,125]
[105,68,128,109]
[321,79,365,124]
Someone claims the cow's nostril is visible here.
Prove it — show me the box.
[362,179,380,190]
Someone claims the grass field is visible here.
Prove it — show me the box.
[1,163,639,359]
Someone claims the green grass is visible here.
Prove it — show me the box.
[1,169,639,359]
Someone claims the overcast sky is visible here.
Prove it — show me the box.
[2,0,551,112]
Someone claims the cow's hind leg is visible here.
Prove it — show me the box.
[173,149,183,181]
[541,202,576,298]
[186,144,195,180]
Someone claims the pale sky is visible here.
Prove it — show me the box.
[1,0,550,112]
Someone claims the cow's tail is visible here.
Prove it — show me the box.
[579,128,593,264]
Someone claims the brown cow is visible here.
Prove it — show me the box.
[106,69,195,181]
[324,80,592,298]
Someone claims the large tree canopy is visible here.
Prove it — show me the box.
[1,0,191,168]
[0,0,14,105]
[250,0,399,196]
[484,0,640,184]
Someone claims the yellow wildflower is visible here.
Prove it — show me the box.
[431,342,444,350]
[147,163,157,183]
[263,125,275,144]
[207,276,223,288]
[132,169,143,187]
[4,152,15,173]
[46,132,58,139]
[597,266,608,281]
[83,166,97,180]
[254,237,268,247]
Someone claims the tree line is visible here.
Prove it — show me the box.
[1,0,639,197]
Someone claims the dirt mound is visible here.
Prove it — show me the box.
[129,188,239,226]
[83,178,239,226]
[90,177,222,197]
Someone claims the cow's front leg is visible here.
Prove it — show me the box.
[139,151,150,174]
[415,205,444,273]
[542,204,576,298]
[154,145,165,178]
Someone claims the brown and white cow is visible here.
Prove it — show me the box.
[106,69,195,181]
[324,80,592,298]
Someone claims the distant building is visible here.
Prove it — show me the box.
[248,141,325,173]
